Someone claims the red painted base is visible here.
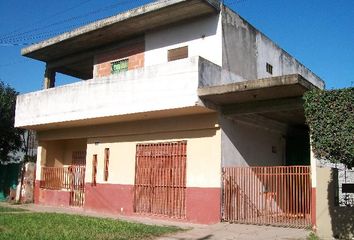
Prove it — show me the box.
[186,187,221,224]
[34,181,221,224]
[84,183,134,215]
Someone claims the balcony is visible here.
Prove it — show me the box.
[15,56,220,130]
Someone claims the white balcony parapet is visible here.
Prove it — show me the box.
[15,56,219,129]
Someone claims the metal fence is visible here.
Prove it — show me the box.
[134,141,187,219]
[40,166,86,206]
[222,166,311,228]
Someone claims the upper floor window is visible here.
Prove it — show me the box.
[168,46,188,62]
[266,62,273,75]
[111,59,129,74]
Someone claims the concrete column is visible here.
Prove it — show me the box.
[35,142,47,181]
[44,66,56,89]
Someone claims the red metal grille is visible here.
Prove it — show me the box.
[69,166,86,207]
[40,167,71,190]
[222,166,311,228]
[92,155,97,186]
[104,148,110,181]
[72,150,86,166]
[41,166,86,207]
[134,141,187,219]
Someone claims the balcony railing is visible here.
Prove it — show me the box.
[40,166,85,191]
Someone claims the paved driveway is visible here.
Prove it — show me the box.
[158,223,309,240]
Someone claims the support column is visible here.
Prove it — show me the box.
[44,65,56,89]
[34,142,47,203]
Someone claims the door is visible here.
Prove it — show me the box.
[134,141,187,218]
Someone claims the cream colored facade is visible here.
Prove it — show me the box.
[36,113,221,188]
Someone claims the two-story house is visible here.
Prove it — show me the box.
[16,0,337,236]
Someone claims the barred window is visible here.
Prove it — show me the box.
[104,148,110,181]
[111,59,128,74]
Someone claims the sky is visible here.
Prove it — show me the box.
[0,0,353,93]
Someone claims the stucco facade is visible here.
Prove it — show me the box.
[15,0,346,237]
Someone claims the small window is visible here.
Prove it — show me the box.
[168,46,188,62]
[111,59,128,74]
[92,154,97,186]
[266,63,273,75]
[103,148,110,181]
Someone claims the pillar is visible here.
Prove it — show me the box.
[44,66,56,89]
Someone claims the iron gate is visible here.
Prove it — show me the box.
[134,141,187,218]
[222,166,311,228]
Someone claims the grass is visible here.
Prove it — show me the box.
[307,232,320,240]
[0,205,28,212]
[0,211,181,240]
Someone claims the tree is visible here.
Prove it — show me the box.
[303,87,354,169]
[0,81,23,164]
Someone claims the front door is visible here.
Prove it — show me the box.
[133,141,187,218]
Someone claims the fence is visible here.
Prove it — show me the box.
[222,166,311,228]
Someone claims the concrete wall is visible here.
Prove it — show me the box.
[220,115,286,167]
[221,7,324,88]
[316,167,354,239]
[16,57,217,128]
[145,14,222,67]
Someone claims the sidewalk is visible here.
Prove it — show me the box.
[0,202,310,240]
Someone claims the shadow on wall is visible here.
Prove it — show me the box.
[328,169,354,239]
[220,116,285,167]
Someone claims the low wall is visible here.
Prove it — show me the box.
[316,167,354,239]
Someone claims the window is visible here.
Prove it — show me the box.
[111,59,128,74]
[103,148,110,181]
[92,154,97,186]
[266,63,273,75]
[168,46,188,62]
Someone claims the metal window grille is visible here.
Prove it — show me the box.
[72,150,87,166]
[111,59,128,74]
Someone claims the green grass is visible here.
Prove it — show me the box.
[0,212,181,240]
[0,205,28,212]
[307,232,320,240]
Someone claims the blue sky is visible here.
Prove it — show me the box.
[0,0,353,93]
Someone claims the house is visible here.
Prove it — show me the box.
[15,0,352,238]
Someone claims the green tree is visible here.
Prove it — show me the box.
[303,88,354,169]
[0,81,23,164]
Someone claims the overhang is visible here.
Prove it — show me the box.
[21,0,220,62]
[198,74,319,126]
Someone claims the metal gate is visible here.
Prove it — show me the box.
[134,141,187,218]
[69,166,86,207]
[222,166,311,228]
[70,151,86,207]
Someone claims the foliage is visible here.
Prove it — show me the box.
[303,88,354,168]
[307,232,319,240]
[0,211,181,240]
[0,81,23,164]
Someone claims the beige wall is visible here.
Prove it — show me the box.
[316,167,354,239]
[37,113,221,188]
[86,128,221,188]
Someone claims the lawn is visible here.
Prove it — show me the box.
[0,205,28,212]
[0,207,181,240]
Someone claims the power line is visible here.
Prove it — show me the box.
[0,0,95,40]
[0,0,152,43]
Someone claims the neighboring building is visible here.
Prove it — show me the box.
[14,0,353,238]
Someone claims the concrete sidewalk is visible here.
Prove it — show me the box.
[1,202,310,240]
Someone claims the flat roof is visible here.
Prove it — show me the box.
[21,0,220,62]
